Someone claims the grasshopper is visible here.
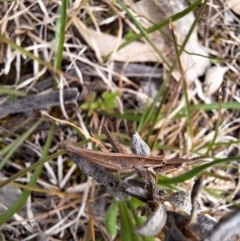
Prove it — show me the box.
[59,125,204,200]
[58,142,194,174]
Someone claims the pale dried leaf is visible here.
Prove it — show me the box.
[168,1,210,82]
[73,19,159,62]
[226,0,240,15]
[135,200,167,236]
[132,0,211,82]
[135,0,166,22]
[204,65,228,96]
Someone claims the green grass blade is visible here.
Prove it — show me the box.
[137,0,208,137]
[119,0,203,50]
[0,138,92,189]
[117,1,170,68]
[158,157,240,185]
[0,34,61,75]
[205,86,223,155]
[0,87,27,97]
[54,0,68,70]
[119,201,141,241]
[1,117,33,140]
[0,151,60,189]
[0,165,43,225]
[148,87,169,147]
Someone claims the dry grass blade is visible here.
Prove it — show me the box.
[0,0,239,239]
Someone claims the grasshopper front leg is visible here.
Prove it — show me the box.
[136,168,157,200]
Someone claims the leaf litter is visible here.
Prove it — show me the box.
[0,0,240,240]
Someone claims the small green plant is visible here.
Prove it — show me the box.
[80,91,119,116]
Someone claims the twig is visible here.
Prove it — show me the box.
[0,88,79,119]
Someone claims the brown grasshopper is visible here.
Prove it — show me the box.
[59,125,204,200]
[58,142,195,174]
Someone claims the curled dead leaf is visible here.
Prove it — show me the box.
[131,132,151,156]
[135,200,167,236]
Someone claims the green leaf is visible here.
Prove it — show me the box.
[119,201,142,241]
[99,101,106,111]
[102,91,119,100]
[0,87,27,96]
[100,91,119,111]
[106,100,117,108]
[91,101,100,109]
[210,58,219,64]
[80,103,90,110]
[105,202,119,239]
